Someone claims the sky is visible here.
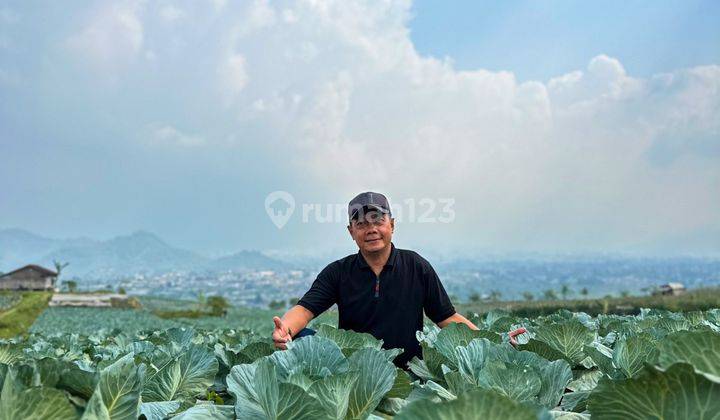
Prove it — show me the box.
[0,0,718,259]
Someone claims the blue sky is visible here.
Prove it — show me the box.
[410,0,720,81]
[0,1,718,258]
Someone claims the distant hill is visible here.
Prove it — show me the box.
[0,228,96,270]
[211,250,290,271]
[40,231,208,278]
[0,228,290,280]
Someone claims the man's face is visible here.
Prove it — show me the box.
[347,209,394,254]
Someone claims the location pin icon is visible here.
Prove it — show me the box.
[265,191,295,229]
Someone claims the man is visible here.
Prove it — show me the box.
[272,191,480,368]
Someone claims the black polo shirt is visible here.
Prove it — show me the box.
[297,242,456,368]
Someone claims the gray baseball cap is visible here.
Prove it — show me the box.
[348,191,392,221]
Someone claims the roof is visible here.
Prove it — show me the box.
[0,264,58,278]
[661,282,685,289]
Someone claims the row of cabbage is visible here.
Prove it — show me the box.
[0,294,20,311]
[406,308,720,419]
[0,308,718,419]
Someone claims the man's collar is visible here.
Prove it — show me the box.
[357,242,398,269]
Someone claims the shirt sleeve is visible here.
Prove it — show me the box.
[297,263,338,317]
[421,258,456,323]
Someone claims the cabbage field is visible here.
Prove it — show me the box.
[1,307,719,419]
[0,294,20,311]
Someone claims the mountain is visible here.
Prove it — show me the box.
[0,228,96,271]
[40,231,208,278]
[0,228,290,279]
[211,250,290,271]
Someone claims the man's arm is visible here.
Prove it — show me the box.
[272,305,315,350]
[436,312,527,347]
[436,312,479,330]
[273,263,338,349]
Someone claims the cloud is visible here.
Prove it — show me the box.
[217,53,249,103]
[159,5,185,22]
[65,2,144,70]
[208,0,719,253]
[151,125,205,147]
[6,0,719,254]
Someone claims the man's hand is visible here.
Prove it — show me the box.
[436,312,480,330]
[272,316,292,350]
[508,327,527,347]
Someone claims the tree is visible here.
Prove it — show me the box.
[488,290,502,302]
[287,297,299,306]
[620,290,630,298]
[560,284,572,300]
[207,295,230,316]
[118,287,126,295]
[469,292,481,303]
[52,260,69,287]
[522,291,534,301]
[63,280,78,293]
[580,287,589,298]
[543,289,558,300]
[268,300,285,310]
[196,291,207,311]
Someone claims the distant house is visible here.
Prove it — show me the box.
[653,282,686,296]
[0,264,58,291]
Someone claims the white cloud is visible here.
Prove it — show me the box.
[159,5,185,22]
[209,0,227,11]
[217,53,249,103]
[207,0,718,253]
[66,2,144,70]
[152,125,205,147]
[32,0,720,253]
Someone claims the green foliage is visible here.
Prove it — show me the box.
[207,296,230,316]
[459,287,720,318]
[267,299,286,310]
[0,299,717,418]
[612,333,658,378]
[110,296,142,309]
[83,353,146,419]
[560,284,572,300]
[52,260,69,280]
[226,335,398,419]
[31,307,179,335]
[533,319,595,366]
[0,367,77,420]
[488,290,502,302]
[0,293,21,311]
[314,324,383,357]
[543,289,558,300]
[657,330,720,381]
[588,363,720,419]
[0,292,52,338]
[154,309,208,319]
[63,280,78,293]
[396,388,542,420]
[153,294,232,319]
